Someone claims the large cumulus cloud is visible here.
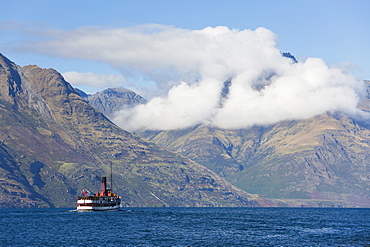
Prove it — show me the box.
[20,24,368,131]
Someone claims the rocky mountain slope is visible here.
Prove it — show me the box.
[0,53,272,208]
[140,112,370,207]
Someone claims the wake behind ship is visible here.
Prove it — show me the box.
[76,177,121,211]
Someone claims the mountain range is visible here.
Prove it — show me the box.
[0,53,272,208]
[2,51,370,208]
[84,69,370,208]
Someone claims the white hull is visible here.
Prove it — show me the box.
[77,204,120,211]
[76,196,121,211]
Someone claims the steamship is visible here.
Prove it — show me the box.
[76,176,121,211]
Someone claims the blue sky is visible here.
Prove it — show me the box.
[2,0,369,79]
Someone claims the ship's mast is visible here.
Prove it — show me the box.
[110,161,113,192]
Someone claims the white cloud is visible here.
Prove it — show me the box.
[27,25,280,92]
[213,58,365,129]
[113,78,222,130]
[62,71,125,92]
[19,24,368,131]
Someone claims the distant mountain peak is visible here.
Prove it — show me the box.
[282,52,298,63]
[76,87,147,118]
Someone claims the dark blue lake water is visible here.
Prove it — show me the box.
[0,207,369,246]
